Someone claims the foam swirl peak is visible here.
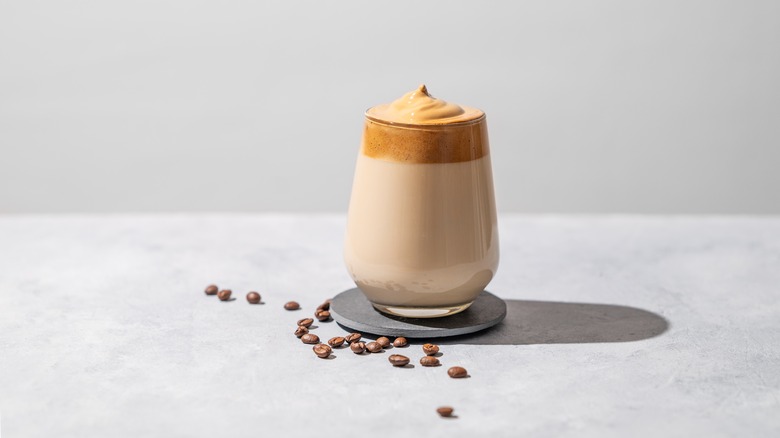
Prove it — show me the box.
[367,85,483,125]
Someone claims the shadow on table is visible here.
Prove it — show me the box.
[436,299,669,346]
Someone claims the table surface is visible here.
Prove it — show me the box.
[1,214,778,437]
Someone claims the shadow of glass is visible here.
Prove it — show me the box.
[436,299,669,345]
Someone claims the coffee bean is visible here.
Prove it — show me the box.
[422,343,440,356]
[284,301,300,310]
[317,299,331,311]
[436,406,454,418]
[217,289,232,301]
[376,337,391,348]
[246,291,261,304]
[315,310,331,322]
[204,284,219,295]
[447,366,468,378]
[392,337,408,348]
[366,342,382,353]
[345,333,362,344]
[420,356,440,367]
[350,341,366,354]
[301,333,320,344]
[328,337,345,348]
[297,318,314,328]
[313,343,332,358]
[294,326,309,338]
[388,354,410,367]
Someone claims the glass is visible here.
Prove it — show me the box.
[343,111,499,318]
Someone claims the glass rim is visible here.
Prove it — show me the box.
[363,110,486,129]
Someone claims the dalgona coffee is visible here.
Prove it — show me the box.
[344,85,499,318]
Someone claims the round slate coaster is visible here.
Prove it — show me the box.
[330,288,507,338]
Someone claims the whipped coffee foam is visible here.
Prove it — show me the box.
[367,85,484,125]
[362,85,489,164]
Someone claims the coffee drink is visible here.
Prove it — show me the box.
[345,85,499,318]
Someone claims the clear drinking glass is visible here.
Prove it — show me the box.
[344,109,499,318]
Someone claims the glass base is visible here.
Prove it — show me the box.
[371,301,473,319]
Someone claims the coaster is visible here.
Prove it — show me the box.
[330,288,507,338]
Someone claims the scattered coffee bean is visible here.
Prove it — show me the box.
[204,284,219,295]
[313,343,332,358]
[447,366,468,378]
[350,341,366,354]
[246,291,261,304]
[284,301,300,310]
[294,326,309,338]
[388,354,410,367]
[328,337,345,348]
[315,310,331,322]
[297,318,314,328]
[392,337,408,348]
[420,356,440,367]
[301,333,320,344]
[376,337,391,348]
[345,333,362,344]
[317,299,331,311]
[366,342,382,353]
[422,343,440,356]
[436,406,454,418]
[217,289,232,301]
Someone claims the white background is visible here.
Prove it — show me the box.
[1,0,779,214]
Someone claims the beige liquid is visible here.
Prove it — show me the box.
[344,85,498,317]
[344,154,498,310]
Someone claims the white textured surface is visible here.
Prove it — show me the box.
[0,214,779,437]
